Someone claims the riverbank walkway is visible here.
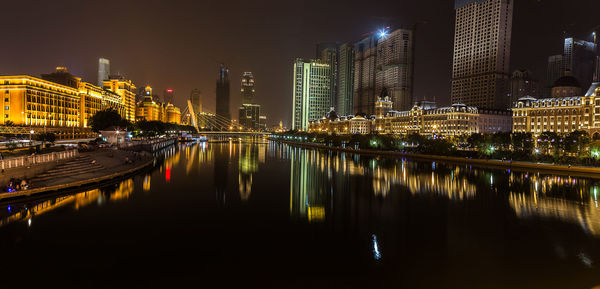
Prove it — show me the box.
[275,139,600,177]
[0,149,153,201]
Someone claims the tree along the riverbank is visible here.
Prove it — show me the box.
[89,109,197,136]
[275,130,600,166]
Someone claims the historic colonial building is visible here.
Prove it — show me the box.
[309,99,512,136]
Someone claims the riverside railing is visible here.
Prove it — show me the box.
[0,149,78,170]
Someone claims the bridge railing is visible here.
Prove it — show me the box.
[0,149,79,170]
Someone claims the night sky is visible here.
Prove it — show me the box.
[1,0,598,127]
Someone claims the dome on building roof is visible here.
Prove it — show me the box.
[553,73,581,88]
[325,108,338,121]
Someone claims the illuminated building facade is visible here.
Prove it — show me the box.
[239,104,260,130]
[165,103,181,124]
[0,75,80,128]
[316,43,338,108]
[451,0,513,109]
[103,75,137,122]
[512,86,600,138]
[239,72,260,130]
[310,101,512,136]
[135,86,181,124]
[292,59,331,131]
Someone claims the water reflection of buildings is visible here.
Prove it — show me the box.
[289,149,328,222]
[0,178,135,228]
[238,144,259,201]
[508,174,600,237]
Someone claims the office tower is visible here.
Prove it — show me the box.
[98,58,110,87]
[216,64,231,120]
[291,59,331,131]
[563,34,600,91]
[451,0,514,109]
[546,55,564,97]
[241,72,255,104]
[239,104,260,130]
[509,69,540,104]
[375,28,415,111]
[316,43,338,108]
[239,72,260,130]
[163,89,175,104]
[337,43,354,116]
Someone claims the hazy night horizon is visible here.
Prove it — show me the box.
[0,0,597,127]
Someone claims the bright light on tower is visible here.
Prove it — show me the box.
[379,29,387,38]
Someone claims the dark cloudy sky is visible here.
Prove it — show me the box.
[0,0,598,127]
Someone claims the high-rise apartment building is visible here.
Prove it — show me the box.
[337,43,354,116]
[353,35,379,115]
[98,58,110,87]
[316,43,338,108]
[216,64,231,120]
[375,28,415,111]
[509,69,540,104]
[546,55,564,97]
[451,0,513,109]
[291,59,331,131]
[353,27,414,115]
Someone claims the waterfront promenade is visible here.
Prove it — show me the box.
[0,149,153,201]
[275,139,600,177]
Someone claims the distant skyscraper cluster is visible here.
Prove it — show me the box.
[291,26,415,131]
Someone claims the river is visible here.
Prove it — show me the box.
[0,141,599,288]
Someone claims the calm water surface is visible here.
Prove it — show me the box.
[1,141,600,288]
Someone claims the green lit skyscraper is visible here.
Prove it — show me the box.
[291,59,331,131]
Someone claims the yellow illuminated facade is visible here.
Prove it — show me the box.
[103,76,137,122]
[0,76,80,127]
[309,101,512,136]
[512,92,600,137]
[135,86,182,124]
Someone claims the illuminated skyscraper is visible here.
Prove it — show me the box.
[98,58,110,87]
[451,0,513,109]
[240,72,255,104]
[216,64,231,120]
[239,72,260,130]
[291,59,331,131]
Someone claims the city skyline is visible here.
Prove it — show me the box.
[0,0,599,127]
